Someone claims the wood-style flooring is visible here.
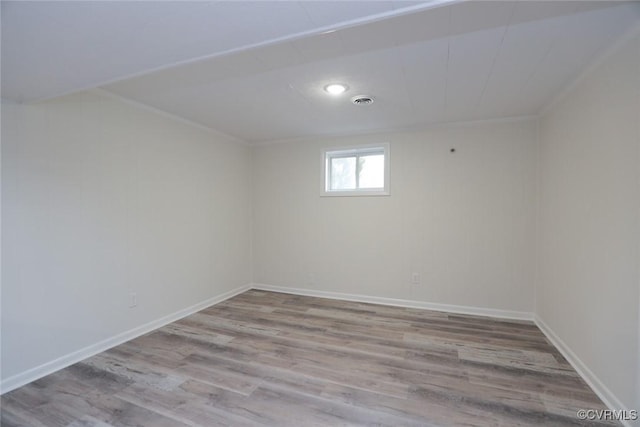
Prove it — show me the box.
[1,290,615,426]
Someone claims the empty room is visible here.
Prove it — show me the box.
[1,1,639,426]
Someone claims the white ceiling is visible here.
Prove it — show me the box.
[1,0,449,102]
[3,1,640,144]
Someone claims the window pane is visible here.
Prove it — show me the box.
[330,156,356,190]
[358,154,384,189]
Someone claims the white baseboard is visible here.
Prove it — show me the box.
[534,315,634,427]
[251,283,534,321]
[0,284,251,395]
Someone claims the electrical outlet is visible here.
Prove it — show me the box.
[129,292,138,308]
[411,273,420,285]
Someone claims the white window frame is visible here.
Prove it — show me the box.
[321,143,390,197]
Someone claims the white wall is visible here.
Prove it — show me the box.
[253,120,537,314]
[1,91,252,383]
[537,31,640,411]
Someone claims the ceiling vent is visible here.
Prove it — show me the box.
[351,95,374,105]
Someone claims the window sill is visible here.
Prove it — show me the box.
[321,190,390,197]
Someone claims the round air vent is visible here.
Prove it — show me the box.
[351,95,374,105]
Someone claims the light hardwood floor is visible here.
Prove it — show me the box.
[1,290,616,426]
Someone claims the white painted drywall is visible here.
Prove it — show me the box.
[252,119,537,313]
[537,31,640,411]
[1,91,252,382]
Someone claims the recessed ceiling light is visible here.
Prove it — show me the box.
[324,83,348,95]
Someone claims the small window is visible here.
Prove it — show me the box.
[321,143,390,196]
